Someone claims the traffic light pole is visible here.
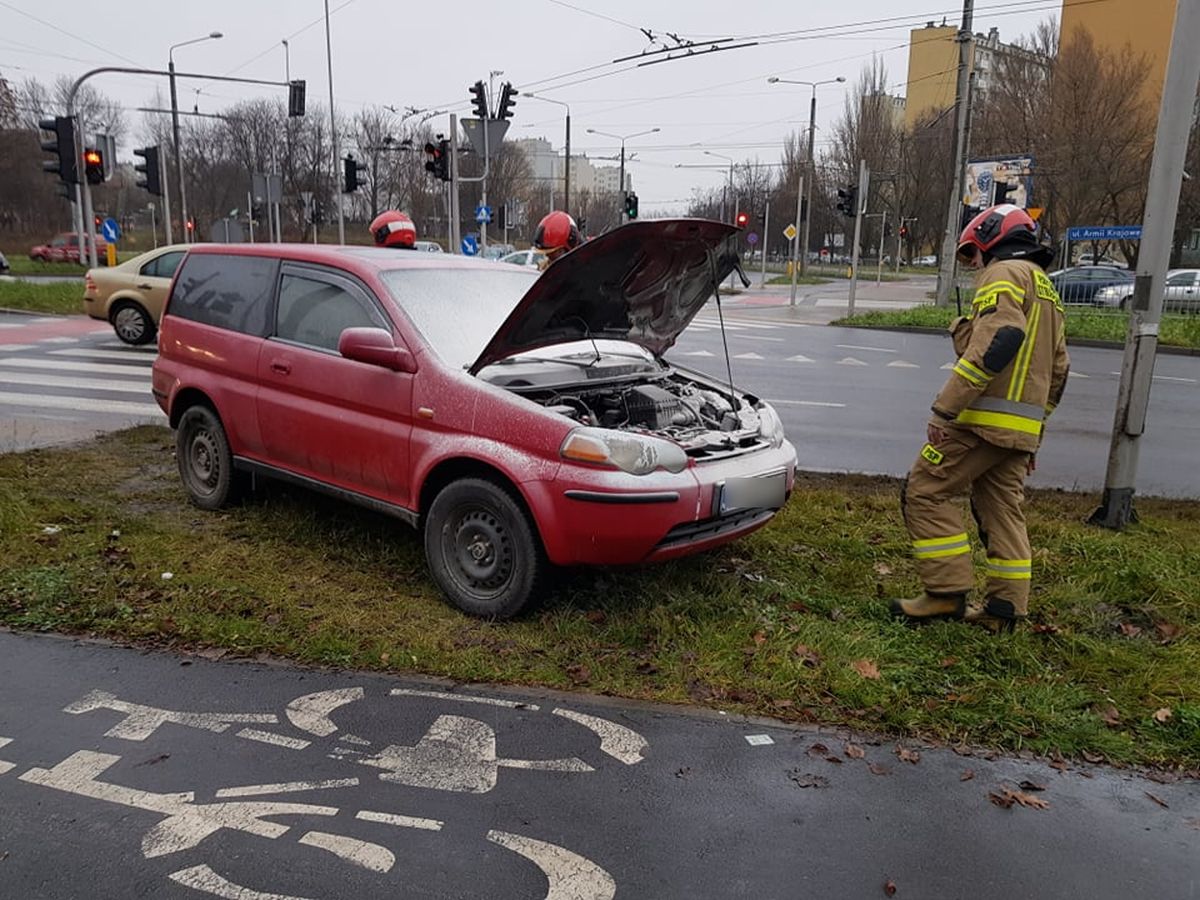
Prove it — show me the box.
[449,113,462,254]
[935,0,975,307]
[760,203,770,286]
[789,174,804,306]
[847,159,868,317]
[877,209,887,286]
[1091,0,1200,530]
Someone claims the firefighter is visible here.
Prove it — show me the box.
[369,210,417,249]
[892,204,1069,632]
[532,210,580,270]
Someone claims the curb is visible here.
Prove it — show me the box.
[836,323,1200,358]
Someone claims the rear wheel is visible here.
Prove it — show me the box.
[111,301,156,346]
[424,478,545,619]
[176,406,240,510]
[1119,295,1133,311]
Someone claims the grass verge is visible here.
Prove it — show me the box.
[3,257,87,276]
[832,306,1200,350]
[3,426,1198,770]
[0,280,83,315]
[766,274,833,286]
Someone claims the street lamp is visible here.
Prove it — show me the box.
[767,75,845,276]
[525,93,571,214]
[169,31,223,244]
[703,150,736,223]
[586,127,660,222]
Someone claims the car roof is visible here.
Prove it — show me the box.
[182,243,499,276]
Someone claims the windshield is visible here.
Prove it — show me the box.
[381,267,539,369]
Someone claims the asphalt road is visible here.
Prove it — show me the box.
[666,306,1200,497]
[1,631,1196,900]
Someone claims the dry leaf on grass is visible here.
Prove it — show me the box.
[895,746,921,764]
[566,664,591,684]
[845,743,866,760]
[939,656,958,668]
[1098,705,1121,727]
[1144,792,1169,809]
[873,562,893,576]
[752,630,767,646]
[852,659,881,680]
[793,644,821,667]
[1155,622,1182,643]
[1118,622,1142,638]
[1152,708,1173,723]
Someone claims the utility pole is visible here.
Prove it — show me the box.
[877,209,887,285]
[480,110,489,252]
[618,143,627,224]
[935,0,975,307]
[847,159,868,317]
[324,0,345,244]
[802,89,817,277]
[449,113,462,254]
[761,203,770,286]
[1091,0,1200,530]
[789,176,804,306]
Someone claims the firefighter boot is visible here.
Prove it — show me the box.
[963,596,1019,634]
[891,591,967,623]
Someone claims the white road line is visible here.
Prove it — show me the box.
[0,344,35,352]
[215,778,360,798]
[63,690,277,740]
[0,736,13,775]
[694,318,777,330]
[836,357,869,366]
[1154,375,1197,384]
[941,362,955,370]
[0,372,150,393]
[356,809,444,831]
[298,831,395,873]
[0,391,162,417]
[836,343,897,353]
[49,347,156,362]
[235,729,311,750]
[486,831,617,900]
[389,688,540,709]
[39,337,79,344]
[0,357,153,376]
[767,399,847,408]
[168,864,316,900]
[731,334,785,342]
[678,350,715,357]
[887,360,920,368]
[285,687,364,737]
[733,352,764,360]
[552,709,647,765]
[0,323,25,329]
[787,354,815,363]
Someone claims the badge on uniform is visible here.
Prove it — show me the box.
[921,443,945,465]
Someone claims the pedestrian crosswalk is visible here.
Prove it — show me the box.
[0,341,162,421]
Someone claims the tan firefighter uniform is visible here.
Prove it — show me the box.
[901,258,1070,619]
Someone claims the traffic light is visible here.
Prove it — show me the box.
[288,80,306,117]
[83,147,105,185]
[993,180,1015,205]
[836,185,858,217]
[423,140,449,181]
[469,80,488,119]
[899,224,909,239]
[757,212,766,225]
[625,192,639,220]
[735,211,748,228]
[343,155,361,193]
[133,146,163,196]
[496,82,518,121]
[39,116,79,189]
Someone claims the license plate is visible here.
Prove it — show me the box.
[716,471,787,515]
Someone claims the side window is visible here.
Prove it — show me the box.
[1166,272,1194,286]
[275,272,387,352]
[168,254,276,336]
[141,250,185,279]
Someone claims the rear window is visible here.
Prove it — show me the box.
[168,253,276,336]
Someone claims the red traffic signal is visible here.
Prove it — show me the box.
[735,212,749,228]
[899,225,909,239]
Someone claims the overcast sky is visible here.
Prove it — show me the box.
[3,0,1058,216]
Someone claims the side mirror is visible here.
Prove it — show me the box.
[338,327,417,374]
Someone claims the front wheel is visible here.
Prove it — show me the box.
[176,406,240,510]
[111,301,157,346]
[424,478,546,619]
[1119,295,1133,311]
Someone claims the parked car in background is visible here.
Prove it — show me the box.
[412,240,443,253]
[1048,266,1134,306]
[0,250,9,275]
[481,243,516,261]
[83,244,188,344]
[914,255,938,266]
[1077,253,1122,267]
[29,232,108,264]
[499,249,542,269]
[1093,269,1200,312]
[151,220,795,618]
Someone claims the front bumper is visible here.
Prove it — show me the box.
[524,440,797,566]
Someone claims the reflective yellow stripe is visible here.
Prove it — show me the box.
[955,409,1044,436]
[913,532,969,548]
[1008,302,1040,401]
[912,532,971,559]
[987,557,1032,579]
[987,557,1031,569]
[916,546,972,559]
[953,358,991,387]
[977,280,1026,299]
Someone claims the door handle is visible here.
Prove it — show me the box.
[136,283,153,290]
[270,360,292,375]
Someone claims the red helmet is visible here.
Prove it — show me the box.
[533,211,580,253]
[956,204,1037,265]
[370,210,416,249]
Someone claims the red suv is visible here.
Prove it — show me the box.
[29,232,108,264]
[152,220,796,617]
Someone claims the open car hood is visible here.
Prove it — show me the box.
[468,218,741,375]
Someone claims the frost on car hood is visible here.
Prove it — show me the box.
[468,219,740,375]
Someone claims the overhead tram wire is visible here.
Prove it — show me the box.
[222,0,359,77]
[0,0,143,67]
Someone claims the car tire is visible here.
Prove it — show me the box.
[111,301,157,346]
[424,477,546,619]
[176,405,240,510]
[1119,295,1132,311]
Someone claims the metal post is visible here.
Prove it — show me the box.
[82,179,97,268]
[564,112,571,214]
[896,220,904,273]
[149,204,157,248]
[935,0,975,306]
[847,159,868,316]
[480,114,489,251]
[761,203,770,286]
[324,0,345,244]
[801,88,817,277]
[877,209,887,285]
[789,175,804,306]
[247,191,254,243]
[1091,0,1200,530]
[618,141,626,224]
[159,135,174,245]
[169,59,190,244]
[449,113,462,254]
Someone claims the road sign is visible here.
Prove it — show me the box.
[460,118,510,158]
[746,232,758,245]
[100,217,120,243]
[783,224,797,241]
[461,234,478,256]
[475,204,492,225]
[1027,207,1044,222]
[1066,225,1142,241]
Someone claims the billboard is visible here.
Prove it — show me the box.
[964,156,1034,208]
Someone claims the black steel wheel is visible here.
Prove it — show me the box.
[424,478,545,618]
[111,301,157,346]
[176,405,239,510]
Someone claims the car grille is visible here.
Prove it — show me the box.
[655,508,775,550]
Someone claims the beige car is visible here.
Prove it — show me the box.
[83,244,188,345]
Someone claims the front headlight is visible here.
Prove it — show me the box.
[757,402,785,448]
[560,427,688,476]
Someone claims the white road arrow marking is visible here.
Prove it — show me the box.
[215,779,359,799]
[552,709,647,765]
[285,687,364,736]
[0,344,35,352]
[767,399,847,408]
[389,688,539,710]
[836,357,869,366]
[836,343,897,354]
[0,736,14,775]
[169,864,315,900]
[733,352,764,360]
[298,831,395,873]
[355,809,443,831]
[787,354,815,363]
[487,831,617,900]
[63,690,277,740]
[887,360,920,368]
[679,350,715,357]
